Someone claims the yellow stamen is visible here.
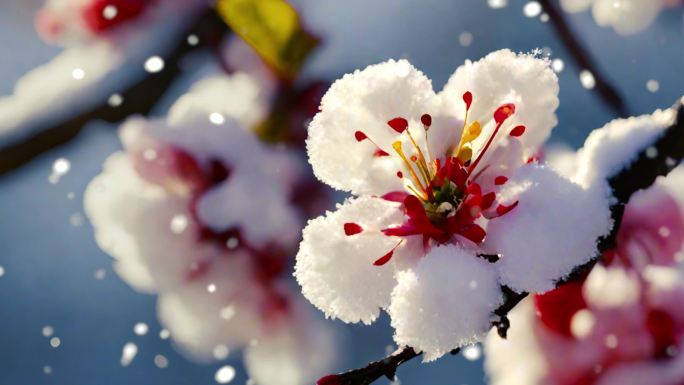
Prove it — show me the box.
[454,121,482,158]
[393,141,427,195]
[405,129,431,179]
[456,146,473,163]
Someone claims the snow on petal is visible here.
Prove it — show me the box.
[591,0,664,36]
[389,245,502,362]
[244,298,337,385]
[295,196,419,324]
[440,49,559,158]
[485,164,612,293]
[583,265,641,309]
[307,59,436,196]
[575,107,676,188]
[484,299,548,385]
[84,152,200,292]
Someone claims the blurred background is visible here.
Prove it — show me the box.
[0,1,682,384]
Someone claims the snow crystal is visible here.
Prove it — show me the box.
[42,325,54,337]
[579,70,596,89]
[646,80,660,93]
[485,164,612,293]
[144,56,165,73]
[154,354,169,368]
[133,322,148,336]
[49,337,61,348]
[121,342,138,366]
[389,246,502,362]
[215,366,236,384]
[523,2,542,17]
[213,344,230,360]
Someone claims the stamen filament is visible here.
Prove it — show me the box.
[406,129,431,180]
[468,121,503,175]
[392,141,428,196]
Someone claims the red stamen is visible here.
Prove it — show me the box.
[463,91,473,110]
[388,117,409,133]
[410,155,418,162]
[468,104,516,175]
[496,201,519,216]
[421,114,432,127]
[481,192,496,210]
[510,125,526,137]
[494,176,508,185]
[396,171,403,178]
[494,103,516,125]
[317,375,342,385]
[355,130,389,157]
[373,240,404,266]
[381,191,410,202]
[344,222,363,236]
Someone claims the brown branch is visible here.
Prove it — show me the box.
[0,10,228,176]
[539,0,628,118]
[318,98,684,385]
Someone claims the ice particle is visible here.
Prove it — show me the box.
[144,56,165,73]
[121,342,138,367]
[215,365,236,384]
[579,70,596,89]
[523,1,542,17]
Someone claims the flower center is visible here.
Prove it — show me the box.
[348,91,525,266]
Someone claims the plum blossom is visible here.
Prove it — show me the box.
[295,49,612,361]
[0,0,209,148]
[485,166,684,385]
[84,72,335,385]
[36,0,208,45]
[560,0,684,35]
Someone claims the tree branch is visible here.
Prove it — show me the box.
[317,98,684,385]
[538,0,628,118]
[0,10,228,176]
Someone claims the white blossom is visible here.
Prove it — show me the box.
[296,49,612,360]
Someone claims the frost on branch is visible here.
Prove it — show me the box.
[297,49,614,361]
[85,72,334,385]
[485,163,684,385]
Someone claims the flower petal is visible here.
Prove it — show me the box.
[295,196,421,324]
[484,164,613,293]
[592,0,663,35]
[307,59,437,196]
[575,107,677,188]
[440,49,559,158]
[389,245,502,362]
[244,297,336,385]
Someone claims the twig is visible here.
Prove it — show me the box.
[318,98,684,385]
[0,10,228,176]
[538,0,628,117]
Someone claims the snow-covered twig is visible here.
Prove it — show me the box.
[538,0,628,117]
[316,98,684,385]
[0,10,227,176]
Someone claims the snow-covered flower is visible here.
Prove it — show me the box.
[0,0,209,150]
[36,0,207,45]
[85,72,335,385]
[560,0,683,35]
[295,49,612,361]
[485,166,684,385]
